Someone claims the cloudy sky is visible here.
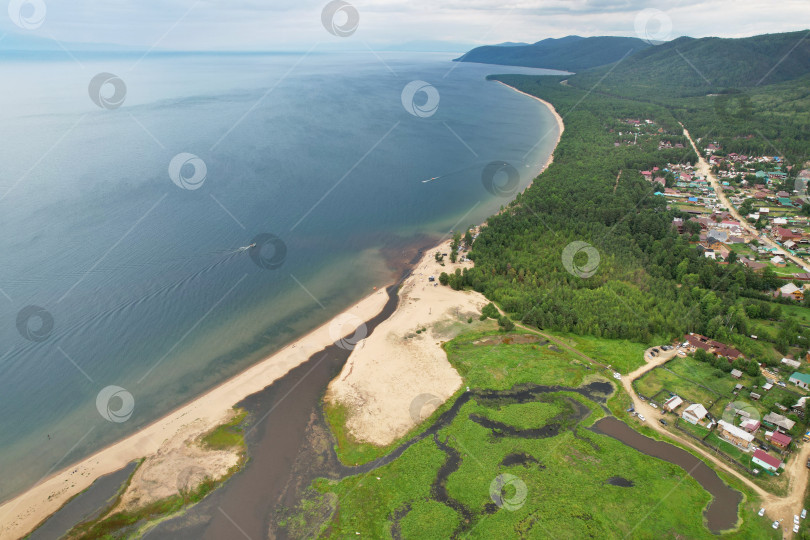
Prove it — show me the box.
[4,0,810,51]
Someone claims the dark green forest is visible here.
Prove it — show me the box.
[455,35,652,71]
[449,74,807,364]
[566,31,810,163]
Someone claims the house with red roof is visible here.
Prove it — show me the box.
[752,449,783,473]
[684,333,744,360]
[768,431,792,450]
[776,227,802,242]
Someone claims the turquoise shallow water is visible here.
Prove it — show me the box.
[0,51,561,500]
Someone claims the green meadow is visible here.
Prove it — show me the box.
[289,332,777,539]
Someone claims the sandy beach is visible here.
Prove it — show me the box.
[0,288,388,540]
[326,83,564,445]
[0,80,564,540]
[326,239,491,445]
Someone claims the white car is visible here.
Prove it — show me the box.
[758,508,765,517]
[638,414,646,422]
[772,521,779,529]
[613,372,621,380]
[650,403,658,409]
[802,508,807,519]
[795,524,800,533]
[795,515,801,525]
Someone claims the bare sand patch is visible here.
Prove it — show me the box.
[326,239,491,446]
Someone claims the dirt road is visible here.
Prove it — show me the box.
[510,316,810,535]
[625,346,810,537]
[682,125,810,273]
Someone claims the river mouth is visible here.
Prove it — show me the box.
[591,416,742,534]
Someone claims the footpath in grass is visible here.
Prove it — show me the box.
[294,331,778,539]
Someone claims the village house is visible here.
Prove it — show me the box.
[776,227,802,243]
[741,418,760,433]
[752,449,783,473]
[781,357,802,369]
[663,395,683,412]
[768,430,792,450]
[789,372,810,390]
[776,283,804,302]
[762,412,796,431]
[684,333,744,360]
[682,403,709,425]
[739,256,767,271]
[717,420,755,449]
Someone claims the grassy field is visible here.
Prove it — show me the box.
[704,433,751,464]
[543,331,650,374]
[635,358,724,407]
[636,354,803,431]
[294,331,778,539]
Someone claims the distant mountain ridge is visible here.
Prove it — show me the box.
[454,35,653,71]
[569,30,810,95]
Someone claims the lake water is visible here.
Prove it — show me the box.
[0,51,561,501]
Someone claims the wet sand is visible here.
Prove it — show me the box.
[144,284,402,539]
[0,284,390,540]
[28,461,138,540]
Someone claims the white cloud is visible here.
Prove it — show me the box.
[3,0,809,50]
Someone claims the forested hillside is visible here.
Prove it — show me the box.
[565,31,810,162]
[572,31,810,96]
[454,35,651,71]
[453,75,802,361]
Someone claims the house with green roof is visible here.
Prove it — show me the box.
[789,372,810,390]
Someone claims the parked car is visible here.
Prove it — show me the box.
[795,515,800,525]
[772,521,779,529]
[613,372,622,380]
[778,381,787,387]
[806,458,810,469]
[652,348,660,353]
[802,508,807,519]
[659,419,668,426]
[650,403,658,409]
[638,414,646,422]
[758,508,765,517]
[795,523,800,533]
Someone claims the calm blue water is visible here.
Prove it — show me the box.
[0,52,561,500]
